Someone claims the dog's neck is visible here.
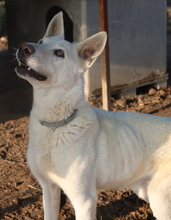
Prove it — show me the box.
[31,78,86,123]
[39,109,78,127]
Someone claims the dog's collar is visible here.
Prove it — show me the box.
[39,109,77,128]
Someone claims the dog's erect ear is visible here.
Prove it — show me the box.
[44,12,64,38]
[76,32,107,67]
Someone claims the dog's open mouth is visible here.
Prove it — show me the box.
[16,59,47,81]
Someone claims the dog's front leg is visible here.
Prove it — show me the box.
[74,193,97,220]
[65,185,97,220]
[40,181,61,220]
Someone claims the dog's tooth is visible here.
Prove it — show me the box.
[28,67,31,70]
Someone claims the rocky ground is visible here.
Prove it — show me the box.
[1,86,171,220]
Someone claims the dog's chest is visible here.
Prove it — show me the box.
[27,120,89,182]
[28,135,71,184]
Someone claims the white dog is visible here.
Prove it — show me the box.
[15,12,171,220]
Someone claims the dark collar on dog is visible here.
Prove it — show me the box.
[39,109,77,128]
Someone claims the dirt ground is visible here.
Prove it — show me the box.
[1,85,171,220]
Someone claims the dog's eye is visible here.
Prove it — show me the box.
[54,49,65,58]
[38,39,43,45]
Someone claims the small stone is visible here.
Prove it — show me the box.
[148,88,156,96]
[158,89,165,96]
[115,98,126,108]
[0,36,7,43]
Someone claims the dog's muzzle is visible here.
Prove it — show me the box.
[16,43,47,81]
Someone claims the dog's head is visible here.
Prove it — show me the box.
[15,12,107,89]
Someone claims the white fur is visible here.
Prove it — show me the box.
[16,12,171,220]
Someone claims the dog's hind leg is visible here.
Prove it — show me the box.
[40,181,61,220]
[147,161,171,220]
[134,179,149,203]
[134,186,149,203]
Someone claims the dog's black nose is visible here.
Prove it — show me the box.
[18,43,35,56]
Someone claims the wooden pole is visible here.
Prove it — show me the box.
[98,0,111,111]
